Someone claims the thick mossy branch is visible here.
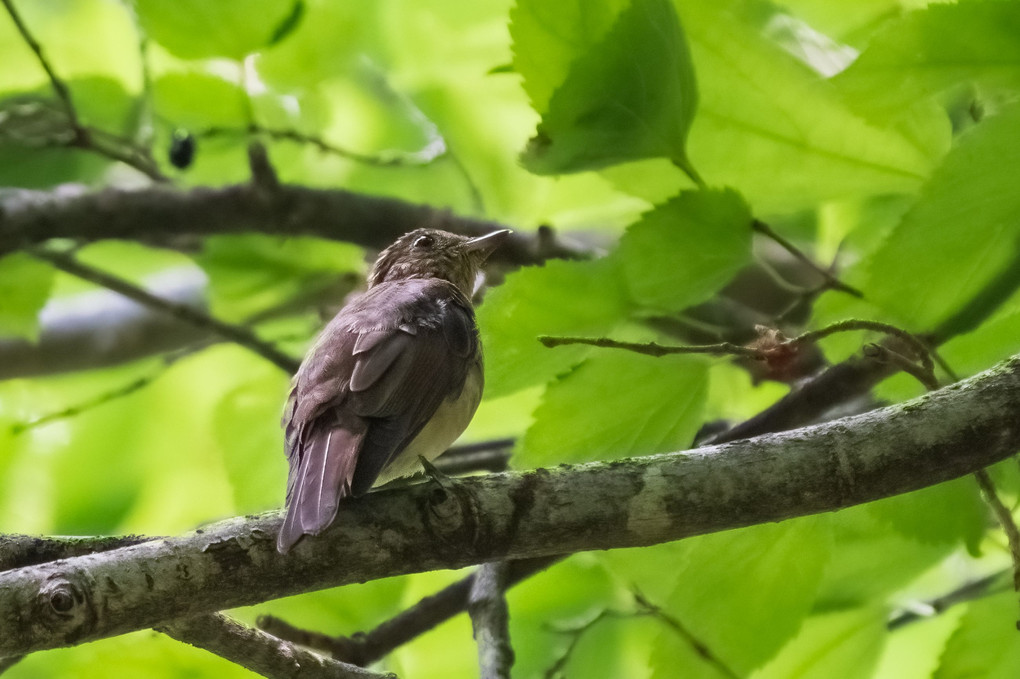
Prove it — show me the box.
[0,354,1018,658]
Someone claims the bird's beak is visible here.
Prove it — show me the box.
[464,229,511,261]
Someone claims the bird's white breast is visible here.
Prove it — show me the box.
[373,363,484,485]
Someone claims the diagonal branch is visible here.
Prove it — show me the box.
[0,353,1018,659]
[1,0,77,126]
[29,246,300,373]
[158,613,395,679]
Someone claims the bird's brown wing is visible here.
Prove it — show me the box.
[277,279,477,552]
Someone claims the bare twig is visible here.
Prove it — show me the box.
[200,125,438,168]
[751,219,863,298]
[973,470,1020,623]
[1,0,77,126]
[887,570,1009,631]
[538,335,762,359]
[29,246,300,373]
[158,613,395,679]
[541,319,937,388]
[468,562,514,679]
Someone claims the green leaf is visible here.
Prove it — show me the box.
[650,517,832,677]
[618,188,752,312]
[935,592,1020,679]
[152,72,249,129]
[753,607,886,679]
[0,252,54,341]
[867,479,986,555]
[478,257,629,398]
[518,352,708,466]
[675,0,941,213]
[135,0,303,60]
[509,0,629,114]
[834,2,1020,120]
[521,0,698,175]
[817,504,957,608]
[853,101,1020,329]
[194,234,364,322]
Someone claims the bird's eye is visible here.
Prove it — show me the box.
[413,234,435,249]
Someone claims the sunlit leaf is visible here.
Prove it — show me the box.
[518,352,708,466]
[521,0,698,175]
[135,0,303,60]
[618,188,752,312]
[835,2,1020,120]
[849,101,1020,329]
[935,592,1020,679]
[650,517,833,678]
[478,257,630,398]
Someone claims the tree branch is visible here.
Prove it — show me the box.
[29,246,300,373]
[0,182,583,265]
[0,353,1017,658]
[468,562,514,679]
[158,613,395,679]
[259,557,554,666]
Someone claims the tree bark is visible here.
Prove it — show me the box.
[1,354,1018,659]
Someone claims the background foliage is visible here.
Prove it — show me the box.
[2,0,1020,677]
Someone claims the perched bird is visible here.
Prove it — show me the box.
[277,228,510,553]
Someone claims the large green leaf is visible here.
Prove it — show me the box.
[618,188,752,312]
[835,2,1020,120]
[935,592,1020,679]
[0,253,53,341]
[650,517,833,678]
[478,256,629,398]
[672,0,943,213]
[135,0,303,60]
[521,0,699,175]
[509,0,629,114]
[518,352,708,466]
[849,101,1020,329]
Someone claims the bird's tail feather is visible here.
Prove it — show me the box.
[277,425,363,553]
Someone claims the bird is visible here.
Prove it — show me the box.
[277,227,510,553]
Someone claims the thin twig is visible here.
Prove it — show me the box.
[541,319,936,383]
[0,0,167,181]
[887,570,1010,630]
[1,0,77,126]
[29,247,299,374]
[468,562,514,679]
[752,219,863,298]
[974,469,1020,625]
[538,335,762,359]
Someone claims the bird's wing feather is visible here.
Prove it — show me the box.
[278,279,478,552]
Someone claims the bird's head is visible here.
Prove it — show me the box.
[367,228,510,296]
